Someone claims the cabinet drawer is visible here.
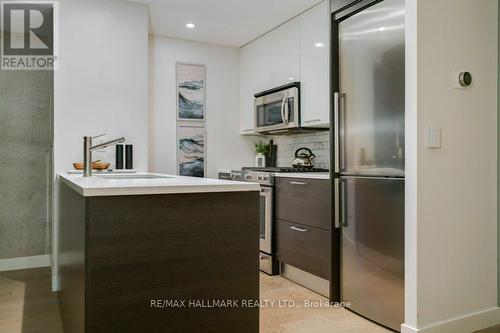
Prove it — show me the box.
[276,219,330,280]
[275,177,331,230]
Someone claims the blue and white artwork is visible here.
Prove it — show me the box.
[178,125,205,178]
[176,63,205,120]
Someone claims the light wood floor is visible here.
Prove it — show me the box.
[0,268,63,333]
[476,326,500,333]
[0,268,498,333]
[260,273,391,333]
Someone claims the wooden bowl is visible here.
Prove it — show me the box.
[92,162,111,170]
[73,163,84,170]
[73,162,111,170]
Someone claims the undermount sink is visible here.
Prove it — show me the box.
[97,174,173,180]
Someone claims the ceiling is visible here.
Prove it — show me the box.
[131,0,324,47]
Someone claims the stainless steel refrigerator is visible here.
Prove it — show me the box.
[332,0,405,331]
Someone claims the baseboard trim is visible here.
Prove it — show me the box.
[0,254,50,272]
[401,307,500,333]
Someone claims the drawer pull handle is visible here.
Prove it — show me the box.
[290,181,308,185]
[304,119,321,124]
[290,226,308,232]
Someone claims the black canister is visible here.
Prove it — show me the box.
[125,144,133,169]
[115,144,124,169]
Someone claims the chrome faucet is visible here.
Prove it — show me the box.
[83,136,125,177]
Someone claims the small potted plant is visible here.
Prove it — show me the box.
[254,141,270,167]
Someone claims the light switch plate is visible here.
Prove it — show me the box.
[426,126,441,148]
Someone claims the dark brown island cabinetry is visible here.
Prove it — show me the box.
[275,177,338,300]
[58,182,259,333]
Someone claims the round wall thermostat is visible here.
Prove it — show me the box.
[458,72,472,87]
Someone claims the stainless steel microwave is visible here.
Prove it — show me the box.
[254,82,300,134]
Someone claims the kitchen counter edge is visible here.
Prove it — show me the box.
[58,172,260,197]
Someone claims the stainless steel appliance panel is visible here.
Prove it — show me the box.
[337,0,405,177]
[230,170,277,275]
[340,176,404,331]
[260,252,275,275]
[259,186,273,254]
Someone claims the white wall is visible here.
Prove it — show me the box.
[53,0,149,289]
[404,0,499,332]
[149,36,254,178]
[54,0,149,172]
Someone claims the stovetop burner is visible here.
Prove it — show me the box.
[242,167,329,173]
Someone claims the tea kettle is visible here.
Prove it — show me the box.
[291,148,315,168]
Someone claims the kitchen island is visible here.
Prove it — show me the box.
[57,173,260,333]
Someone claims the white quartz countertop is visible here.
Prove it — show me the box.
[274,172,330,180]
[59,172,260,197]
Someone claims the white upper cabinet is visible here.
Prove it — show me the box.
[240,18,300,134]
[240,43,260,134]
[300,1,330,128]
[259,17,301,89]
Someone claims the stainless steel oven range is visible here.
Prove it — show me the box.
[229,170,277,275]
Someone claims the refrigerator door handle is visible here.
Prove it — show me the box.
[334,178,341,228]
[339,93,346,172]
[341,179,348,227]
[334,92,341,173]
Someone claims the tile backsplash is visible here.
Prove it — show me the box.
[267,131,330,169]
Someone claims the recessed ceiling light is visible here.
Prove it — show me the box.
[315,42,324,47]
[186,23,195,29]
[288,77,295,81]
[379,27,386,31]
